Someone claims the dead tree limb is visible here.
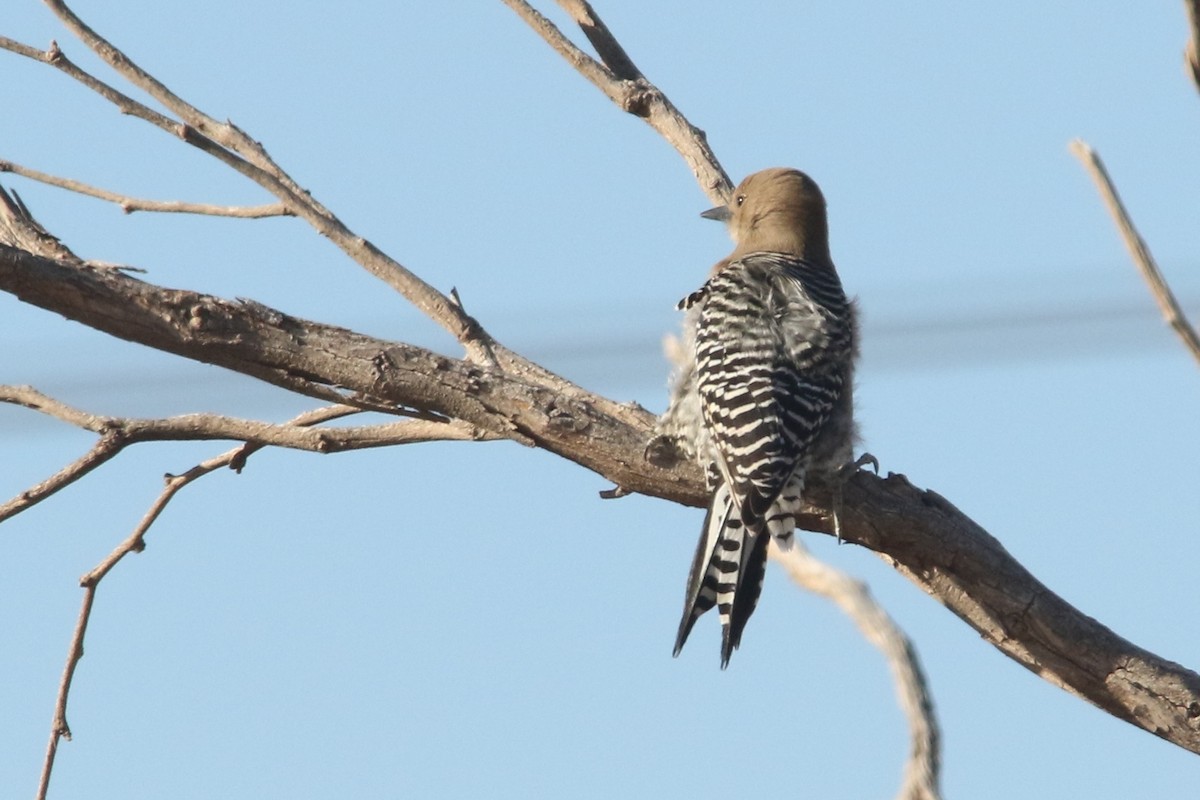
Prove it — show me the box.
[3,239,1198,755]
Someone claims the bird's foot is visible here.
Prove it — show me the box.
[841,451,879,477]
[831,452,878,543]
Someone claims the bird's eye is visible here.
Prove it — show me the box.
[735,194,746,206]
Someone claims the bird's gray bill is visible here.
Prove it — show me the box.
[700,205,732,222]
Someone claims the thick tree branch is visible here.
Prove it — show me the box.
[832,474,1200,754]
[1070,140,1200,367]
[4,241,1198,754]
[0,243,684,499]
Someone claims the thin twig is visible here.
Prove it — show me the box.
[0,159,291,218]
[32,401,468,800]
[448,287,501,368]
[36,582,93,800]
[1185,0,1200,92]
[0,385,494,449]
[35,454,229,800]
[0,38,275,202]
[0,432,124,523]
[1069,140,1200,366]
[772,543,942,800]
[37,1,285,181]
[0,385,499,523]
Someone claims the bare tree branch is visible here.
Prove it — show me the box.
[0,429,125,523]
[773,543,942,800]
[0,242,663,485]
[0,27,497,365]
[34,0,519,371]
[0,385,496,453]
[1185,0,1200,92]
[0,38,271,195]
[1070,139,1200,367]
[39,0,285,180]
[502,0,733,203]
[0,159,292,218]
[33,403,367,800]
[4,237,1199,753]
[555,0,643,81]
[0,385,500,523]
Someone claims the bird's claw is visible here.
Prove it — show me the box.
[831,452,877,543]
[841,451,879,477]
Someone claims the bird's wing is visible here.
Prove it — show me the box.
[695,255,843,523]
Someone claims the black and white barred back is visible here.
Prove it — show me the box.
[673,251,856,667]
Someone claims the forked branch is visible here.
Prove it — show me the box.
[502,0,733,202]
[34,404,369,800]
[0,26,494,364]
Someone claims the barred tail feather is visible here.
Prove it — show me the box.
[764,476,805,546]
[673,483,732,657]
[722,528,769,666]
[674,481,774,668]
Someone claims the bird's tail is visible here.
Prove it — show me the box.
[673,482,771,668]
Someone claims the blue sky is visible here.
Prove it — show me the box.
[3,1,1199,798]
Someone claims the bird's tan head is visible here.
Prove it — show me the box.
[703,168,831,264]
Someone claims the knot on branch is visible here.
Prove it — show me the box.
[96,420,128,445]
[185,301,213,334]
[644,433,686,469]
[546,397,590,433]
[619,79,658,117]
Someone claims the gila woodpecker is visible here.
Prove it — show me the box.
[658,168,860,668]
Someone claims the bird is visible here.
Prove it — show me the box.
[656,167,860,668]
